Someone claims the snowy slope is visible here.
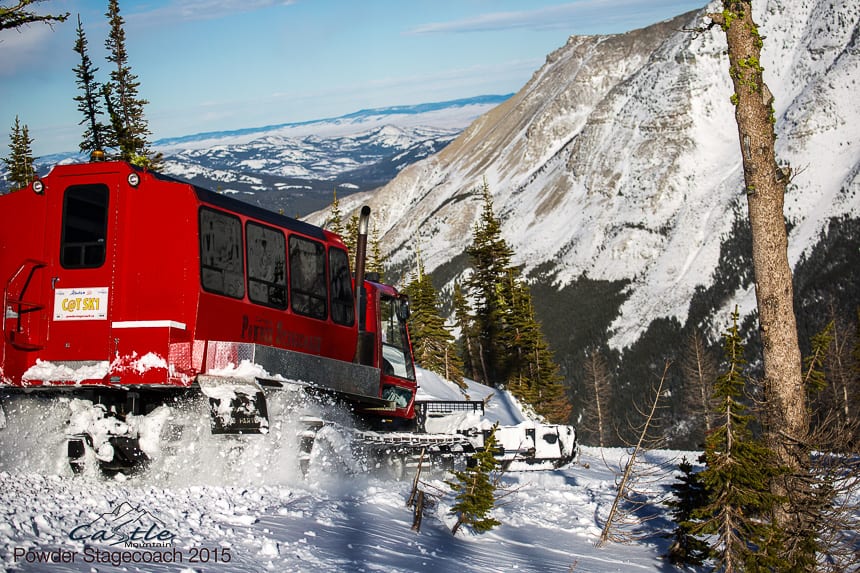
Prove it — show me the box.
[0,368,691,573]
[0,448,691,573]
[308,0,860,350]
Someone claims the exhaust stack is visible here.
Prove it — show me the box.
[354,206,373,365]
[353,206,371,302]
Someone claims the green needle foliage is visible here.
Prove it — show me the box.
[2,116,36,190]
[690,308,787,572]
[459,179,572,423]
[665,457,709,567]
[405,253,465,387]
[447,424,501,536]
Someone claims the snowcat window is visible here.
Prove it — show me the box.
[289,236,327,320]
[380,295,416,381]
[382,385,412,409]
[60,184,109,268]
[329,247,354,326]
[246,222,287,309]
[199,207,245,299]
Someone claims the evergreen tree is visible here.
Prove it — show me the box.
[404,252,464,387]
[500,273,570,423]
[368,222,385,281]
[447,424,501,535]
[464,180,513,385]
[72,14,107,155]
[103,0,159,167]
[460,179,571,420]
[3,116,36,190]
[453,280,481,382]
[691,308,787,572]
[327,189,345,237]
[666,458,710,567]
[344,213,359,267]
[803,319,834,397]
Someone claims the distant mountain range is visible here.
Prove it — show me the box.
[1,95,511,216]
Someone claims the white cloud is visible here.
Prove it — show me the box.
[126,0,296,26]
[406,0,702,35]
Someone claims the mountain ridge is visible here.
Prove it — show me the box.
[303,0,859,446]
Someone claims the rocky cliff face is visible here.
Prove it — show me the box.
[318,0,859,360]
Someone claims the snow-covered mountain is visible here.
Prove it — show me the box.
[156,95,515,217]
[309,0,859,405]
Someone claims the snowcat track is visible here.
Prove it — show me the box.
[298,419,478,478]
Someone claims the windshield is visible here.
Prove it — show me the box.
[380,295,415,381]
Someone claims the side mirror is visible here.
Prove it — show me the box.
[396,297,411,321]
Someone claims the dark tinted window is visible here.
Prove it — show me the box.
[60,184,109,268]
[199,207,244,299]
[289,236,326,319]
[246,222,287,309]
[329,247,354,326]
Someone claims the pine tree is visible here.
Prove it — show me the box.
[327,189,345,237]
[464,180,513,385]
[103,0,159,167]
[343,213,359,267]
[72,14,107,155]
[3,116,36,190]
[404,253,464,387]
[500,274,570,423]
[691,308,787,572]
[804,320,834,397]
[460,179,571,420]
[447,424,501,535]
[666,458,710,567]
[368,222,385,281]
[453,281,482,382]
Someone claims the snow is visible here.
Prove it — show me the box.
[310,0,859,353]
[0,368,693,573]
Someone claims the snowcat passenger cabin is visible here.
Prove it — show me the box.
[0,161,414,424]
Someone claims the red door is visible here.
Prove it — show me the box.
[39,175,120,378]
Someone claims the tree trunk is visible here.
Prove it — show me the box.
[710,0,809,562]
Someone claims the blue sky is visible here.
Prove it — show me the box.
[1,0,706,156]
